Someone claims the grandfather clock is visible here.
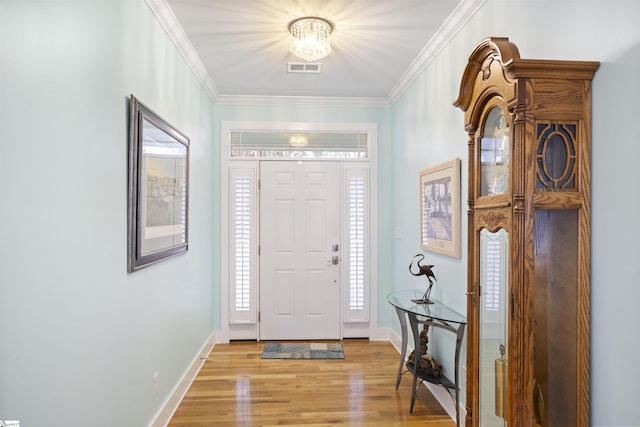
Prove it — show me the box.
[453,38,598,427]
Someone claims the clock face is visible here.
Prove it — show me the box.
[480,106,510,196]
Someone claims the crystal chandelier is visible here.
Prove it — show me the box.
[287,17,334,62]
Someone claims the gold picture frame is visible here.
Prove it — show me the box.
[420,158,461,258]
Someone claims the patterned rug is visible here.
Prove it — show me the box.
[261,342,345,359]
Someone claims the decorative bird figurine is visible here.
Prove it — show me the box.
[409,253,437,304]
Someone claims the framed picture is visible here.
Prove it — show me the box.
[420,158,461,258]
[128,95,189,272]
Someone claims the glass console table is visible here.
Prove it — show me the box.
[387,289,466,427]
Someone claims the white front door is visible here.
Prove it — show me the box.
[259,161,341,340]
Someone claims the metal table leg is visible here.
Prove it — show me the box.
[393,306,408,389]
[406,313,466,427]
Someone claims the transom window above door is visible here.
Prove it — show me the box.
[230,131,368,159]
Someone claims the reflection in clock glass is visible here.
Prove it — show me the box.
[480,106,510,196]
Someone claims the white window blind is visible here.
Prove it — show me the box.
[484,235,501,311]
[229,165,257,323]
[234,175,251,311]
[344,168,369,322]
[230,131,368,159]
[349,177,365,310]
[481,229,508,313]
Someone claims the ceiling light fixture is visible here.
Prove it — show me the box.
[287,17,334,62]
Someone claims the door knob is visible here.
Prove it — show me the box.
[327,255,339,265]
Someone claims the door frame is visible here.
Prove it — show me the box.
[220,121,378,342]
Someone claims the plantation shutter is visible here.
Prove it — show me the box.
[229,164,258,323]
[344,167,369,322]
[482,231,508,312]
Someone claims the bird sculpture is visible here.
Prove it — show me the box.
[409,253,437,304]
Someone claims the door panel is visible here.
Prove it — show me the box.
[260,161,341,340]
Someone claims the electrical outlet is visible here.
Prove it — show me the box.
[153,371,159,396]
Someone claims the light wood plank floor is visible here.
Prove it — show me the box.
[169,339,455,426]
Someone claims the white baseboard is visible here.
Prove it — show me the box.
[386,326,404,353]
[425,382,457,420]
[149,331,218,427]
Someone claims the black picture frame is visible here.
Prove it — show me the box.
[128,95,189,272]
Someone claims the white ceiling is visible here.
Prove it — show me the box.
[150,0,484,105]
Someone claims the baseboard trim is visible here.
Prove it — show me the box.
[149,331,217,427]
[425,382,457,421]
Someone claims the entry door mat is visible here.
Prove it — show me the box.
[261,342,344,359]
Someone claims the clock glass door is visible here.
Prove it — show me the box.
[479,228,509,427]
[480,106,510,197]
[533,210,579,426]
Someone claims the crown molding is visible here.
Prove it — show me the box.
[386,0,487,105]
[215,94,389,108]
[145,0,220,103]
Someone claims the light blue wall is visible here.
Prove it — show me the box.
[389,0,640,425]
[388,34,470,404]
[0,1,217,426]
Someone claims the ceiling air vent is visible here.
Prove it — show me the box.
[287,62,322,73]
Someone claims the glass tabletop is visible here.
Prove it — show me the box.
[387,289,467,325]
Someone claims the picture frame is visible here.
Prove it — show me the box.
[128,95,189,272]
[420,158,461,258]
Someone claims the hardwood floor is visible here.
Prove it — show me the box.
[169,339,455,426]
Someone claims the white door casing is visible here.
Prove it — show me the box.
[221,121,378,343]
[259,161,342,340]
